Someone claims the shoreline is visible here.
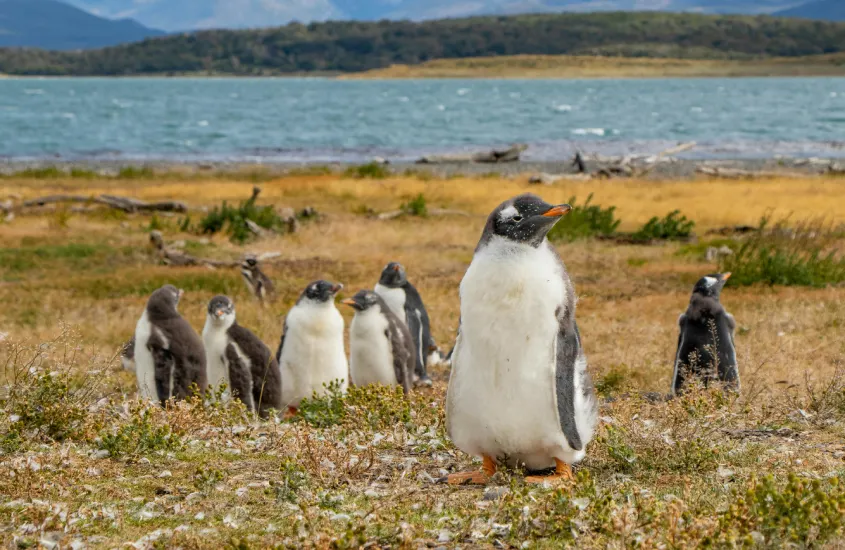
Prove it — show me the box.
[0,157,841,180]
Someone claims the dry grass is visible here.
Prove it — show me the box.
[2,171,845,548]
[343,54,845,79]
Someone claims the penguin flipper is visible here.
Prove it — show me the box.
[225,344,256,412]
[672,314,688,395]
[405,307,426,378]
[388,327,414,395]
[275,319,288,364]
[554,318,584,452]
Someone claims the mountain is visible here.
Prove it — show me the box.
[0,0,164,50]
[775,0,845,20]
[2,12,844,76]
[63,1,812,32]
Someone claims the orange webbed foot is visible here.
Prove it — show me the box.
[441,455,496,485]
[525,459,574,486]
[283,406,298,420]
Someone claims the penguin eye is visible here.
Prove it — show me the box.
[512,215,523,223]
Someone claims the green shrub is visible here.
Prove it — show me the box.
[267,459,309,503]
[547,194,621,242]
[633,210,695,242]
[344,162,389,179]
[198,196,286,244]
[401,193,428,217]
[721,216,845,287]
[296,382,411,431]
[296,380,348,428]
[99,408,182,458]
[117,166,155,179]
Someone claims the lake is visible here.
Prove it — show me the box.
[0,77,843,162]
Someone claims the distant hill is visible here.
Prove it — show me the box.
[1,12,845,76]
[775,0,845,21]
[0,0,164,50]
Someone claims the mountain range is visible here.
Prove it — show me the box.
[0,0,842,52]
[64,0,844,32]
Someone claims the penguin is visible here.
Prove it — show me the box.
[133,285,207,406]
[672,273,739,396]
[374,262,434,386]
[241,255,275,304]
[202,295,283,418]
[444,193,598,485]
[121,336,136,373]
[276,280,348,416]
[342,290,414,395]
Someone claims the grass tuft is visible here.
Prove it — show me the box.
[548,194,621,242]
[344,162,390,179]
[633,210,695,241]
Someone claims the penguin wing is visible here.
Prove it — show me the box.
[405,306,425,373]
[672,313,688,395]
[388,320,415,395]
[554,316,586,452]
[275,319,289,364]
[225,344,256,412]
[147,329,174,405]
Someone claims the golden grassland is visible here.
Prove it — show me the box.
[344,54,845,79]
[2,172,845,548]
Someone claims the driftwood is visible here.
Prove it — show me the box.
[149,230,239,268]
[22,194,187,213]
[417,144,528,165]
[529,173,592,185]
[696,166,807,179]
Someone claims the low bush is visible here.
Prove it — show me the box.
[99,407,182,458]
[344,162,389,179]
[547,194,621,242]
[401,193,428,217]
[633,210,695,242]
[198,196,286,244]
[721,216,845,287]
[296,382,411,431]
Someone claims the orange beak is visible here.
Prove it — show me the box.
[215,309,225,318]
[542,205,572,218]
[341,298,356,307]
[331,283,343,293]
[393,265,401,272]
[722,273,732,281]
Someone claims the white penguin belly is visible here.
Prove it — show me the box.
[202,323,232,403]
[374,284,407,325]
[349,309,397,388]
[134,311,157,401]
[279,304,348,408]
[448,242,575,470]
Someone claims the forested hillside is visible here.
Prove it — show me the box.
[1,11,844,76]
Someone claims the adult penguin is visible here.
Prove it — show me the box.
[672,273,739,395]
[343,290,414,395]
[202,295,283,417]
[445,194,598,484]
[375,262,434,386]
[133,285,207,405]
[276,281,348,416]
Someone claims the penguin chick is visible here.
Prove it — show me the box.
[202,295,283,418]
[673,273,739,396]
[133,285,207,405]
[445,194,598,485]
[276,281,348,416]
[375,262,434,386]
[241,255,276,304]
[343,290,414,395]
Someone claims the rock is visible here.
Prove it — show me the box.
[705,245,734,262]
[372,156,389,165]
[483,487,510,501]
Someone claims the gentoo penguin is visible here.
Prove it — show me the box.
[134,285,207,406]
[121,336,136,373]
[241,255,275,304]
[445,194,598,485]
[672,273,739,395]
[342,290,414,395]
[276,281,348,415]
[374,262,434,386]
[202,295,283,418]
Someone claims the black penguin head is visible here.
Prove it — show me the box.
[301,280,343,304]
[482,194,571,248]
[147,284,183,319]
[378,262,407,287]
[207,295,236,325]
[342,290,380,312]
[692,273,731,300]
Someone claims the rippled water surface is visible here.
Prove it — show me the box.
[1,77,843,161]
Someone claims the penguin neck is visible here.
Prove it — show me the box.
[203,313,236,334]
[482,234,551,259]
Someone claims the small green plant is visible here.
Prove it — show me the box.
[346,384,411,431]
[547,194,621,242]
[721,216,845,287]
[296,380,348,428]
[147,214,164,231]
[595,366,629,397]
[99,408,182,458]
[401,194,428,217]
[6,371,92,443]
[194,467,226,494]
[48,207,72,230]
[178,216,192,232]
[198,195,286,244]
[267,459,309,503]
[603,425,637,473]
[633,210,695,242]
[344,162,389,179]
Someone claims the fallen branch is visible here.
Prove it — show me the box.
[22,194,187,213]
[376,208,470,221]
[696,167,808,179]
[417,144,528,165]
[149,230,239,268]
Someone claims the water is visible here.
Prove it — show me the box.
[1,77,843,162]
